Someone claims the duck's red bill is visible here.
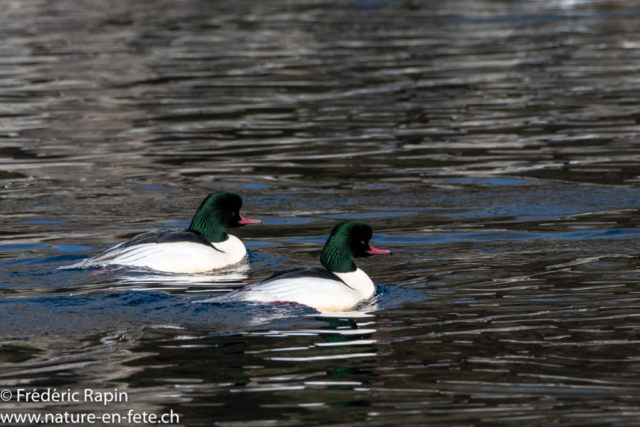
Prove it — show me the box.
[366,245,392,255]
[238,214,262,225]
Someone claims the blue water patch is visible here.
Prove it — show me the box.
[366,283,427,310]
[353,0,391,7]
[549,228,640,240]
[0,291,317,335]
[440,205,570,221]
[55,245,92,252]
[1,254,89,267]
[0,243,49,251]
[427,184,640,223]
[240,183,269,189]
[261,217,320,225]
[247,249,288,269]
[322,211,416,220]
[283,235,328,244]
[0,281,424,335]
[245,241,278,248]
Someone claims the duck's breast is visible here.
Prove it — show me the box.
[213,235,247,265]
[333,268,375,300]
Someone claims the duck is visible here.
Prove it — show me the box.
[208,221,391,312]
[65,192,261,273]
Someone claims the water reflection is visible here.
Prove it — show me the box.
[93,264,251,294]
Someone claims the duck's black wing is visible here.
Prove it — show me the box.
[243,267,349,290]
[115,229,212,249]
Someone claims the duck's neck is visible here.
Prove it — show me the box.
[320,239,356,273]
[189,212,227,243]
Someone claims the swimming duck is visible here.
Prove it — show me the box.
[67,192,261,273]
[210,221,391,312]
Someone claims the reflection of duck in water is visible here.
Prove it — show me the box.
[312,316,374,343]
[64,192,261,273]
[117,263,250,291]
[208,221,391,312]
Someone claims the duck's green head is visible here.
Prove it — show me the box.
[320,221,391,273]
[188,192,261,242]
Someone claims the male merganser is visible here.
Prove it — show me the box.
[65,192,261,273]
[209,221,391,312]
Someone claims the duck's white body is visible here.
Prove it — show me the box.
[212,267,375,312]
[65,232,247,274]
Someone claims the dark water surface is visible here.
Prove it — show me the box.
[3,0,640,425]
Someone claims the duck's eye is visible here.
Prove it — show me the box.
[232,212,237,217]
[361,240,366,246]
